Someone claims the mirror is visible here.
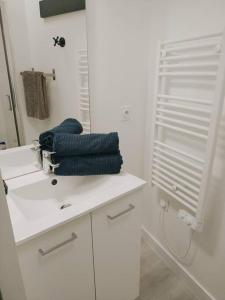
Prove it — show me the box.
[0,0,90,150]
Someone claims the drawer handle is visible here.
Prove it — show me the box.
[38,232,77,256]
[107,204,135,221]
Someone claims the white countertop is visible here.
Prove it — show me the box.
[6,171,146,245]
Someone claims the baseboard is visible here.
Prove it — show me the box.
[142,227,216,300]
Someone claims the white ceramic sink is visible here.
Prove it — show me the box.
[8,174,109,221]
[6,171,145,245]
[0,145,41,180]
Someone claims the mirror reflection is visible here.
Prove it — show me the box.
[0,1,90,150]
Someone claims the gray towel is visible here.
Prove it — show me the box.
[22,71,49,120]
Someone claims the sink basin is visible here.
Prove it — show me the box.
[8,174,109,221]
[6,171,145,245]
[0,145,41,180]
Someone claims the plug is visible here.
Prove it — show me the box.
[178,210,198,230]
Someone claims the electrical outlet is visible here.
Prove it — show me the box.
[121,105,131,121]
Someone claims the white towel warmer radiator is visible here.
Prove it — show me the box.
[78,49,91,134]
[150,31,225,231]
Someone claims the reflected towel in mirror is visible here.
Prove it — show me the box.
[21,71,49,120]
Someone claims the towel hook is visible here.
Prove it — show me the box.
[53,36,66,47]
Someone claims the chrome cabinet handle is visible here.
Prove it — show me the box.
[38,233,77,256]
[107,204,135,221]
[6,95,12,111]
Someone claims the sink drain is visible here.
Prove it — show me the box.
[60,204,72,210]
[51,179,58,186]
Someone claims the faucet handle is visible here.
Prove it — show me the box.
[48,151,56,155]
[42,151,56,158]
[51,163,60,172]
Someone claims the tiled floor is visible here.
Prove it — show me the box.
[137,239,199,300]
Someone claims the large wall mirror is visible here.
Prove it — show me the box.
[0,0,90,150]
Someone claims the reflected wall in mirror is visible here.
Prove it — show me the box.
[0,7,20,149]
[0,0,90,150]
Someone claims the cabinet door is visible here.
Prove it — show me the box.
[92,191,142,300]
[17,215,95,300]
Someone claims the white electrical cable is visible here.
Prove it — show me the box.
[160,208,194,261]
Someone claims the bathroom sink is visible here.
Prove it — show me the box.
[8,173,109,221]
[6,171,145,245]
[0,145,41,180]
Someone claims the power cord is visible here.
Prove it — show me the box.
[160,207,194,262]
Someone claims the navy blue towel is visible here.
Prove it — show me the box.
[52,132,119,156]
[53,153,123,176]
[39,118,83,151]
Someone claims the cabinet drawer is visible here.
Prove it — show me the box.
[17,215,95,300]
[92,190,142,300]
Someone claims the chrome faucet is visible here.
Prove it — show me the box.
[31,141,60,174]
[42,150,60,174]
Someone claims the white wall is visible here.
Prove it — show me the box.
[4,0,31,145]
[22,0,87,143]
[143,1,225,300]
[87,0,225,299]
[0,41,7,142]
[86,0,150,177]
[0,27,8,141]
[0,22,19,148]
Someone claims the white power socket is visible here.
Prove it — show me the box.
[178,209,197,230]
[121,105,131,121]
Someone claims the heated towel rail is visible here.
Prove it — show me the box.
[78,49,91,134]
[150,31,225,231]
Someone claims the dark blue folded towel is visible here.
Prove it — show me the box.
[53,153,123,176]
[39,118,83,151]
[52,132,119,156]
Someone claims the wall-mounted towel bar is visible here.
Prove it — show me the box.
[20,68,56,80]
[150,30,225,231]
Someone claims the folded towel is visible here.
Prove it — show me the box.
[39,118,83,151]
[52,132,119,156]
[53,153,123,176]
[22,71,49,120]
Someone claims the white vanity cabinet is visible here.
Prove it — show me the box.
[17,214,95,300]
[2,148,146,300]
[91,191,141,300]
[16,190,142,300]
